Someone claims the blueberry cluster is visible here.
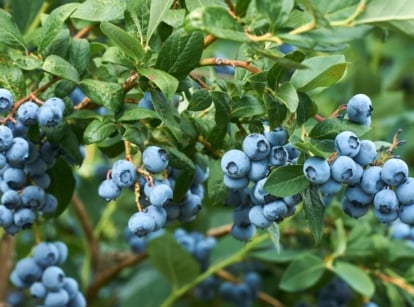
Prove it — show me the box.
[10,241,86,307]
[218,271,261,307]
[98,146,209,238]
[303,129,414,224]
[0,89,65,235]
[220,127,302,241]
[317,277,353,307]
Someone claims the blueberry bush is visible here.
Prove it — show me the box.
[0,0,414,306]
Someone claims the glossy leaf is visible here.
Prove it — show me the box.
[147,0,175,44]
[264,165,310,197]
[139,68,179,100]
[0,64,26,99]
[156,29,204,80]
[231,95,265,120]
[80,79,124,112]
[291,55,347,92]
[100,21,145,63]
[309,118,370,140]
[69,39,90,76]
[263,92,288,129]
[147,233,200,288]
[236,0,252,17]
[279,253,325,291]
[296,92,317,125]
[102,47,135,69]
[125,0,150,44]
[207,91,231,149]
[333,261,375,297]
[188,89,212,111]
[118,107,161,123]
[39,3,79,52]
[0,9,26,50]
[83,119,118,144]
[72,0,127,21]
[255,0,294,26]
[42,55,80,83]
[302,184,325,244]
[276,82,299,113]
[11,55,42,71]
[185,6,248,42]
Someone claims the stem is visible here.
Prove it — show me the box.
[26,1,51,35]
[289,21,316,35]
[245,32,283,45]
[86,252,148,302]
[199,58,261,74]
[330,0,367,27]
[161,233,270,307]
[71,193,100,272]
[203,35,216,48]
[33,221,42,244]
[314,114,324,122]
[206,224,232,238]
[74,25,94,39]
[0,234,14,302]
[372,270,414,295]
[189,72,210,90]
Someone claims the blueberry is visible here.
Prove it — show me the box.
[381,158,408,186]
[17,101,39,126]
[335,131,360,157]
[390,220,411,239]
[248,205,272,228]
[399,204,414,225]
[13,208,35,228]
[111,159,137,188]
[149,183,173,207]
[194,237,216,262]
[128,235,147,253]
[265,127,288,146]
[284,142,300,162]
[374,206,399,223]
[44,288,70,307]
[179,193,202,219]
[360,166,385,194]
[21,185,45,209]
[142,146,169,173]
[138,91,153,110]
[192,164,209,184]
[69,87,86,105]
[251,178,270,205]
[373,189,399,216]
[6,137,30,165]
[396,177,414,205]
[353,139,377,166]
[128,211,156,237]
[30,281,47,299]
[330,155,357,184]
[318,178,342,195]
[14,257,42,285]
[42,266,66,291]
[245,271,261,294]
[40,193,58,214]
[268,146,288,166]
[98,179,121,201]
[37,104,63,127]
[67,292,86,307]
[33,242,59,268]
[233,205,251,227]
[144,205,167,230]
[62,277,79,299]
[283,194,302,207]
[242,133,271,161]
[44,97,65,113]
[0,125,14,151]
[0,205,13,227]
[221,149,251,178]
[346,94,373,125]
[230,223,256,241]
[348,161,364,185]
[263,199,288,222]
[303,157,330,184]
[345,185,373,206]
[223,174,249,190]
[24,158,48,176]
[53,241,68,265]
[0,88,13,112]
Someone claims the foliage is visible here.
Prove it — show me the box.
[0,0,414,306]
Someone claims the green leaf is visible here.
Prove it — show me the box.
[250,45,307,70]
[83,119,118,144]
[39,3,79,52]
[102,46,135,69]
[266,50,306,88]
[46,158,76,217]
[235,0,252,17]
[11,55,42,71]
[80,79,124,112]
[267,223,281,253]
[150,89,182,140]
[293,142,330,159]
[0,9,26,50]
[301,184,325,244]
[125,0,151,45]
[155,29,204,80]
[355,0,414,38]
[139,68,179,100]
[250,249,306,263]
[69,39,90,76]
[185,0,219,11]
[333,261,375,297]
[264,165,310,197]
[162,9,186,28]
[10,0,43,33]
[207,91,231,149]
[0,64,26,99]
[100,21,145,63]
[72,0,127,21]
[42,55,80,83]
[296,92,317,125]
[206,158,228,207]
[118,107,161,123]
[279,253,325,291]
[185,6,248,42]
[147,0,175,44]
[231,95,265,120]
[255,0,294,26]
[188,89,212,111]
[263,92,288,129]
[147,233,200,288]
[291,55,347,92]
[276,82,299,113]
[309,118,370,140]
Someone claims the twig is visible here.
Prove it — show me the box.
[372,270,414,295]
[189,73,210,90]
[74,25,94,39]
[207,224,232,238]
[203,35,216,48]
[71,193,100,272]
[200,58,261,74]
[314,114,324,122]
[86,252,148,302]
[0,234,15,302]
